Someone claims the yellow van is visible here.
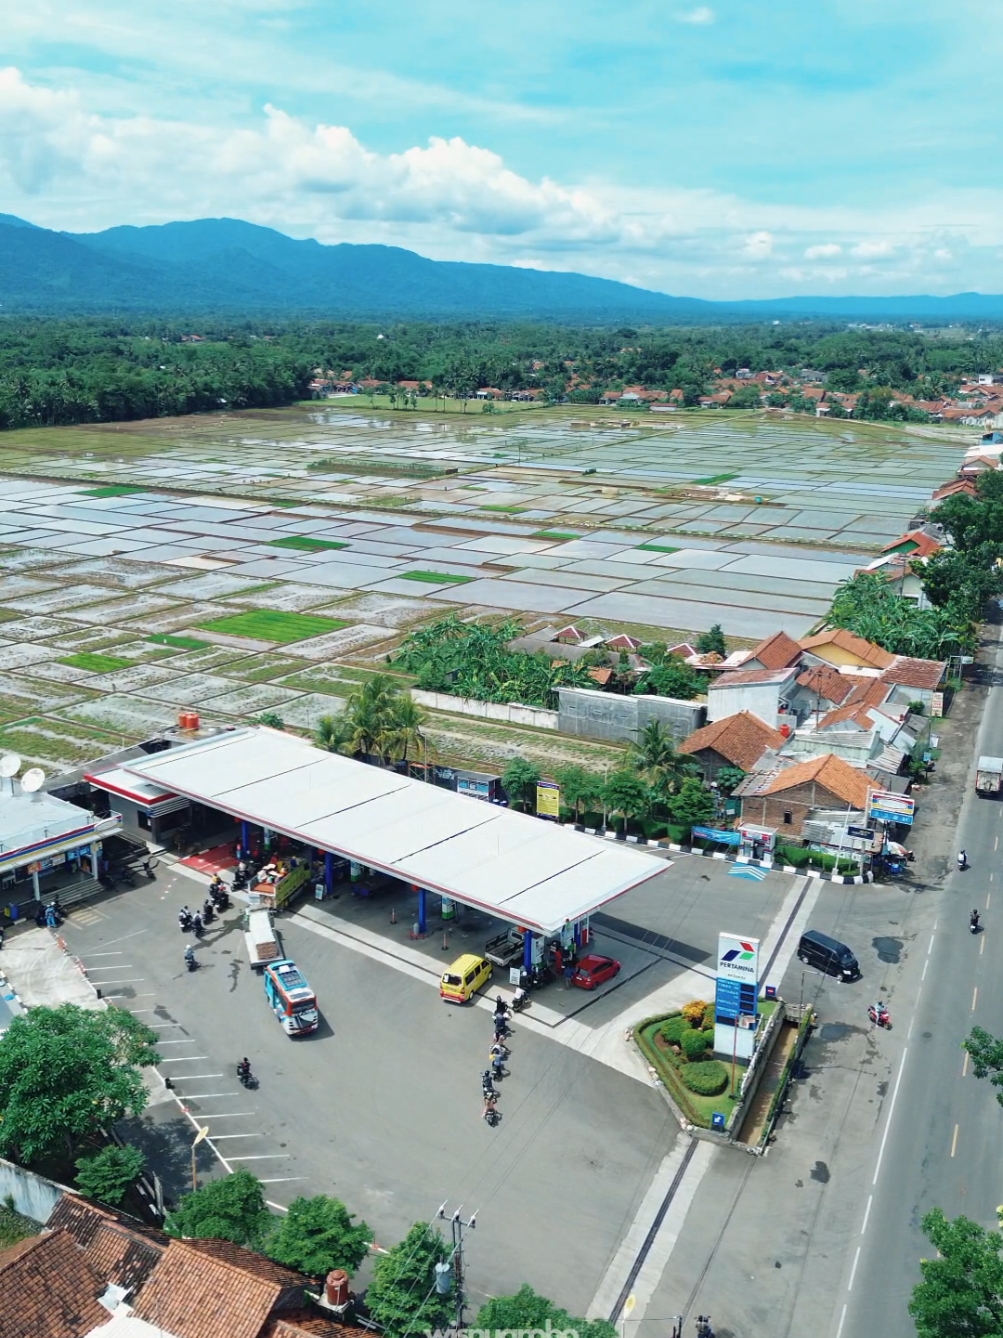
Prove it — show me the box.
[440,953,492,1004]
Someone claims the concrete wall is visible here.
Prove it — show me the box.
[0,1157,67,1225]
[708,682,788,728]
[410,690,558,730]
[557,687,704,745]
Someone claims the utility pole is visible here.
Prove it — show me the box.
[437,1202,477,1329]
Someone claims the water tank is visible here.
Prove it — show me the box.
[779,723,792,738]
[178,710,200,731]
[325,1270,350,1307]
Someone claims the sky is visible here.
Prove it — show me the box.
[1,0,1000,299]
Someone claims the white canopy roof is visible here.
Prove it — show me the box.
[122,728,666,934]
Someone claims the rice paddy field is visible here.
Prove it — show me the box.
[0,403,972,774]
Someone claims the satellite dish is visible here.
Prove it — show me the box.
[0,753,21,778]
[20,768,45,794]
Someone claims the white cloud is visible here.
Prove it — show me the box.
[742,230,774,260]
[677,6,715,23]
[3,68,1003,299]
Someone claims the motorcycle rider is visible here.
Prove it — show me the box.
[512,983,528,1010]
[971,908,981,930]
[237,1057,252,1083]
[958,849,968,870]
[178,906,192,931]
[192,912,204,939]
[184,945,196,970]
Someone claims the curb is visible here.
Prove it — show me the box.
[0,969,25,1017]
[666,844,872,884]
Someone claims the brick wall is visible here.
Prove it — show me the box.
[740,779,845,836]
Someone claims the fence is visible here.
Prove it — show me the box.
[557,687,705,745]
[410,690,558,730]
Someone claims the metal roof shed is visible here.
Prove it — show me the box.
[121,728,666,934]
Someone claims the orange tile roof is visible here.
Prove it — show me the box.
[682,712,786,772]
[748,630,802,670]
[133,1238,306,1338]
[46,1195,166,1294]
[760,754,872,809]
[0,1230,108,1338]
[798,628,896,669]
[796,663,854,704]
[711,666,797,687]
[261,1312,372,1338]
[879,531,942,559]
[882,656,946,690]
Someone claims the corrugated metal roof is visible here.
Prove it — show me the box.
[122,729,665,933]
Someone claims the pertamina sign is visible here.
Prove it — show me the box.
[718,934,760,982]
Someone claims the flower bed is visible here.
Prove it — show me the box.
[635,1002,747,1129]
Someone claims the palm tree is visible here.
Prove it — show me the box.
[343,674,404,763]
[387,696,428,770]
[314,713,353,755]
[629,720,693,790]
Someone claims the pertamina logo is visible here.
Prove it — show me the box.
[720,940,757,974]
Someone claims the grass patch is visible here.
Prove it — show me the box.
[399,571,476,585]
[57,652,132,673]
[194,609,350,643]
[82,485,147,498]
[692,473,739,486]
[268,536,349,553]
[533,530,580,541]
[0,1198,41,1249]
[148,634,209,651]
[638,543,680,554]
[480,504,527,513]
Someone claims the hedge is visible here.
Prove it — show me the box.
[660,1015,689,1045]
[681,1060,730,1096]
[681,1029,711,1059]
[701,1006,716,1031]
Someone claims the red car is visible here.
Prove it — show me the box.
[572,954,621,990]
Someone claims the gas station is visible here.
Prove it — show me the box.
[95,726,668,977]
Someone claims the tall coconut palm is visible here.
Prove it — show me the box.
[314,713,353,755]
[387,696,428,770]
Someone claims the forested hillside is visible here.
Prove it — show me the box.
[0,316,1001,431]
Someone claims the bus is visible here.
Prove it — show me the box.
[263,959,319,1036]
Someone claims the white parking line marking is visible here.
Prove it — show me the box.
[263,1181,307,1188]
[78,951,123,958]
[169,1074,223,1081]
[182,1091,241,1099]
[156,1040,201,1046]
[95,929,148,948]
[228,1154,292,1161]
[91,978,145,985]
[209,1133,261,1139]
[158,1056,209,1063]
[84,965,134,971]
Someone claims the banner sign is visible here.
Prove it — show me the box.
[868,790,915,826]
[693,826,741,847]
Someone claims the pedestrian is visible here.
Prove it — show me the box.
[563,961,575,989]
[45,904,57,929]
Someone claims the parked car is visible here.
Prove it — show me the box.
[572,954,621,990]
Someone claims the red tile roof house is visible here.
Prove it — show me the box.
[736,753,873,837]
[681,712,786,783]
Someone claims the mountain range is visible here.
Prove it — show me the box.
[2,213,1003,322]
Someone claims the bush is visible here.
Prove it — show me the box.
[681,999,708,1025]
[778,844,810,868]
[667,824,690,844]
[681,1029,710,1060]
[681,1060,730,1096]
[660,1016,689,1045]
[701,1006,716,1032]
[837,857,859,875]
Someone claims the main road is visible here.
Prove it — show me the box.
[840,618,1003,1336]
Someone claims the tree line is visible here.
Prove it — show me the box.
[2,314,1003,430]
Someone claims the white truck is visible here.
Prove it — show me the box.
[976,756,1003,796]
[244,907,281,968]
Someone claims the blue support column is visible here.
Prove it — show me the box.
[523,929,534,975]
[241,820,250,855]
[417,887,427,935]
[573,920,582,949]
[324,852,334,896]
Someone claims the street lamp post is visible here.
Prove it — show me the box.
[190,1126,209,1193]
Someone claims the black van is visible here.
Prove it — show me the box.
[797,929,860,981]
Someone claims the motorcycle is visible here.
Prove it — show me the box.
[511,989,529,1013]
[232,866,250,892]
[184,948,198,972]
[958,852,969,872]
[210,885,231,911]
[868,1003,891,1029]
[192,915,205,940]
[695,1318,714,1338]
[202,900,215,926]
[971,912,982,935]
[178,909,193,933]
[237,1061,257,1089]
[142,857,159,879]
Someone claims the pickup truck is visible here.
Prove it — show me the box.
[977,756,1003,796]
[484,927,525,968]
[244,907,281,968]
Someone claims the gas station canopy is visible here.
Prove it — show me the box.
[121,727,667,935]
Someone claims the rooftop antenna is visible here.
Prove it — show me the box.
[0,752,20,796]
[21,767,45,800]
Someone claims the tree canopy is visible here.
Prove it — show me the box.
[74,1144,146,1207]
[266,1194,372,1278]
[0,1003,158,1163]
[910,1208,1003,1336]
[963,1027,1003,1106]
[363,1221,453,1338]
[165,1169,272,1247]
[476,1285,617,1338]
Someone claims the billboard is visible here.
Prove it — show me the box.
[868,789,915,826]
[714,932,760,1062]
[535,781,560,818]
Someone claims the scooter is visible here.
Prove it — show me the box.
[868,1003,891,1029]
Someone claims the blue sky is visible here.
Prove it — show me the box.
[0,0,999,297]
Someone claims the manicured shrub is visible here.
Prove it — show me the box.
[681,999,708,1025]
[681,1060,730,1096]
[660,1015,689,1045]
[681,1029,710,1059]
[778,844,810,868]
[701,1006,716,1032]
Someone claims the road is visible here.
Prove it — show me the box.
[840,618,1003,1337]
